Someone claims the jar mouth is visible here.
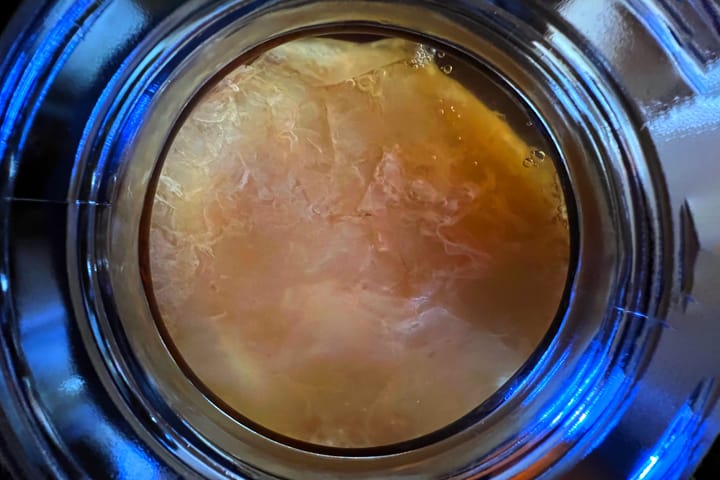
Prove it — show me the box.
[9,0,720,478]
[140,30,577,453]
[58,0,661,477]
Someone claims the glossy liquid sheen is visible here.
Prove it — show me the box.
[149,37,570,447]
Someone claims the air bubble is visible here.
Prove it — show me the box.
[523,148,546,168]
[440,65,453,74]
[437,51,446,58]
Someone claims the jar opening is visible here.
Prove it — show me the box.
[143,31,572,449]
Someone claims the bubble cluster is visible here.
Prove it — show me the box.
[410,43,436,68]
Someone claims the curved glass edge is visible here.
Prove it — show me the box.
[96,1,660,478]
[0,0,717,479]
[0,1,214,479]
[554,1,720,478]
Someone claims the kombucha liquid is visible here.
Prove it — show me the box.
[148,37,570,447]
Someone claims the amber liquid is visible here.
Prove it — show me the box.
[148,37,570,448]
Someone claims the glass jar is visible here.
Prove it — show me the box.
[1,0,719,478]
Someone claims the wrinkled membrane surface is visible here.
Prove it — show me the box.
[149,38,570,447]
